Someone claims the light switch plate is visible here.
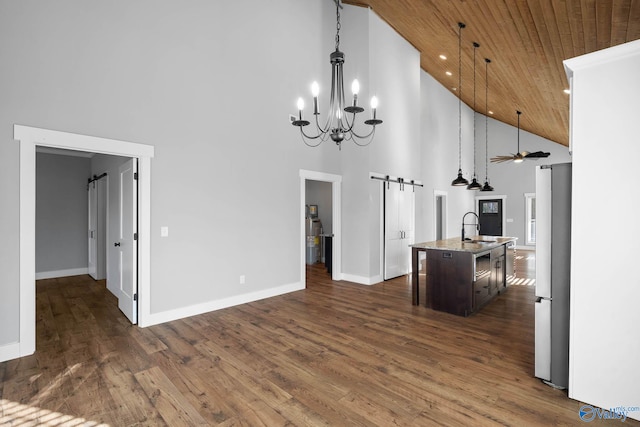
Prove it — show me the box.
[160,226,169,237]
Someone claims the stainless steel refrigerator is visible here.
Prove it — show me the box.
[535,163,571,389]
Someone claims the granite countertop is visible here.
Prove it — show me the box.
[410,236,517,254]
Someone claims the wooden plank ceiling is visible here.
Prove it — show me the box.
[344,0,640,146]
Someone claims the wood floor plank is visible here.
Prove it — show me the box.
[1,260,638,426]
[134,366,209,426]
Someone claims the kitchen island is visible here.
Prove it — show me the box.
[411,236,516,316]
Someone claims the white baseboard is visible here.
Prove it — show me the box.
[341,273,382,286]
[0,341,20,363]
[140,281,305,328]
[35,267,89,280]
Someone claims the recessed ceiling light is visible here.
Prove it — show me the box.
[445,71,452,76]
[563,88,570,94]
[453,87,457,91]
[488,110,494,115]
[439,54,447,60]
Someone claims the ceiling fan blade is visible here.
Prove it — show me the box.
[524,151,551,158]
[491,155,515,163]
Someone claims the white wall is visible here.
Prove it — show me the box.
[0,0,585,362]
[35,153,91,277]
[565,40,640,421]
[419,71,476,242]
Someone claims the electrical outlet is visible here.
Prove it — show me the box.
[239,275,245,284]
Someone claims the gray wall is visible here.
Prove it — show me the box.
[35,153,91,274]
[474,115,572,247]
[0,0,576,350]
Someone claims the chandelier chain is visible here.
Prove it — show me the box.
[335,3,341,50]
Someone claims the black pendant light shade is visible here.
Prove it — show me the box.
[452,169,469,186]
[451,22,469,187]
[481,181,494,191]
[467,177,482,190]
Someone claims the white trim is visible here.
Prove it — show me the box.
[299,170,343,285]
[0,342,20,362]
[342,273,381,286]
[475,194,507,236]
[143,281,304,327]
[12,125,154,362]
[564,39,640,77]
[434,190,448,240]
[378,180,384,284]
[35,268,89,280]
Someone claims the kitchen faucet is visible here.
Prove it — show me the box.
[461,211,480,242]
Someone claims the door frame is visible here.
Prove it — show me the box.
[299,170,342,284]
[15,125,154,359]
[434,190,448,240]
[475,194,507,236]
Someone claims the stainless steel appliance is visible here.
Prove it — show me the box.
[305,205,323,265]
[535,163,571,389]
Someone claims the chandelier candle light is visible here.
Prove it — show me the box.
[291,0,382,149]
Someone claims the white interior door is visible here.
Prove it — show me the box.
[117,159,138,324]
[88,181,98,279]
[384,184,401,280]
[384,183,415,280]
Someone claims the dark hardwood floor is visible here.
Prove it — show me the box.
[1,249,635,426]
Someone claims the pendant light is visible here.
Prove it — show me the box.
[467,41,482,190]
[451,22,469,186]
[481,57,494,192]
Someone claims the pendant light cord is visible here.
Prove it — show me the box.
[485,58,490,181]
[472,42,479,178]
[457,23,465,171]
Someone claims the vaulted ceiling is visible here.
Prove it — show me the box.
[345,0,640,146]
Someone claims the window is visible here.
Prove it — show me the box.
[525,193,536,245]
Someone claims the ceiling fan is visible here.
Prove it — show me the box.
[491,110,550,163]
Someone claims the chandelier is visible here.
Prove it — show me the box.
[291,0,382,149]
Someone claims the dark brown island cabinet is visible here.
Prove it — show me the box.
[411,236,516,316]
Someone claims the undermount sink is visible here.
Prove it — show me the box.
[464,239,496,244]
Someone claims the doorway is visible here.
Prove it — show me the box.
[434,190,448,240]
[299,170,342,285]
[14,125,154,360]
[476,195,507,237]
[88,173,107,281]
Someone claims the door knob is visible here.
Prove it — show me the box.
[114,242,121,247]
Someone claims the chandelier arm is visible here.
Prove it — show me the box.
[299,125,326,141]
[314,114,330,135]
[350,127,376,146]
[336,62,346,130]
[299,128,324,147]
